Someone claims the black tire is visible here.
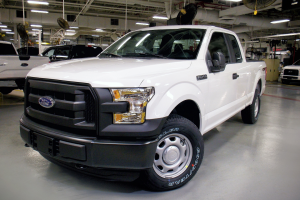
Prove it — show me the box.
[241,85,261,124]
[0,88,13,95]
[282,79,290,84]
[140,114,204,191]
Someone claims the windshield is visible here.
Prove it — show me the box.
[293,59,300,65]
[99,29,206,59]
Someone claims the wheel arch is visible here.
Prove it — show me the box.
[146,83,204,131]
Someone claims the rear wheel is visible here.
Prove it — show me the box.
[241,85,261,124]
[141,114,204,191]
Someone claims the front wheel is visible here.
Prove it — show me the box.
[241,85,261,124]
[141,114,204,191]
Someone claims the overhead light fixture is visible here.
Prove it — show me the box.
[66,29,75,32]
[271,19,290,24]
[256,32,300,39]
[0,25,7,28]
[32,29,41,31]
[1,29,12,32]
[31,24,42,27]
[92,35,100,37]
[296,39,300,41]
[65,32,75,36]
[136,22,149,26]
[10,39,14,40]
[95,29,104,32]
[64,39,70,41]
[31,10,49,13]
[153,16,168,20]
[88,43,95,45]
[27,1,49,5]
[101,44,109,46]
[226,0,242,2]
[6,32,15,34]
[70,27,78,29]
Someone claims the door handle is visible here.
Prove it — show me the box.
[232,73,239,80]
[21,63,28,67]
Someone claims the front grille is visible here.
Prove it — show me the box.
[25,79,97,136]
[284,69,299,76]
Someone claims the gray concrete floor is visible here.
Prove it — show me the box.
[1,83,300,200]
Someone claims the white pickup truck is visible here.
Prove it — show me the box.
[280,59,300,84]
[20,25,266,191]
[0,41,49,94]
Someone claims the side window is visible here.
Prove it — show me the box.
[227,34,243,63]
[55,48,70,59]
[43,49,55,57]
[208,32,230,63]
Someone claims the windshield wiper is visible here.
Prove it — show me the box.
[100,53,122,57]
[136,53,168,59]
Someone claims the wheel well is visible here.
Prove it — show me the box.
[258,79,262,94]
[171,100,200,129]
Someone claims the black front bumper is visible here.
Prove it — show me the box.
[20,114,166,170]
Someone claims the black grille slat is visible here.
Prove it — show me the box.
[25,79,97,136]
[85,92,96,123]
[284,69,299,76]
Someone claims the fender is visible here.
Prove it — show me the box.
[246,62,266,106]
[146,82,205,131]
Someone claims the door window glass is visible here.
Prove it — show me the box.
[208,32,230,63]
[43,49,55,57]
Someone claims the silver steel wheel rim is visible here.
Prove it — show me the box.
[153,133,193,179]
[254,97,259,117]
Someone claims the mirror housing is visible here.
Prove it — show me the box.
[19,55,30,61]
[211,52,226,72]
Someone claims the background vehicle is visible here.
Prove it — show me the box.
[20,25,266,191]
[42,45,103,62]
[280,59,300,84]
[0,41,49,94]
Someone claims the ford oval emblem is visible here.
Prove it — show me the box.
[38,96,55,108]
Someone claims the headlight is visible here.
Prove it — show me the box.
[110,87,155,124]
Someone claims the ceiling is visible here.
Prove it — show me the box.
[0,0,300,45]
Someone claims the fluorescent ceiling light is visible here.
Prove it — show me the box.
[66,29,75,32]
[31,10,49,13]
[95,29,104,32]
[153,16,168,20]
[88,43,95,45]
[31,24,42,27]
[0,25,7,28]
[136,22,149,26]
[92,35,100,37]
[70,27,78,29]
[225,0,242,2]
[292,2,298,5]
[64,39,70,41]
[296,39,300,41]
[32,29,41,31]
[10,39,14,40]
[1,29,12,32]
[256,32,300,39]
[101,44,109,46]
[28,1,49,5]
[271,19,290,24]
[6,32,15,34]
[65,32,75,36]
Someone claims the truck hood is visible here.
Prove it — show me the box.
[27,57,192,87]
[283,65,300,70]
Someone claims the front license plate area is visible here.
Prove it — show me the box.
[33,133,55,156]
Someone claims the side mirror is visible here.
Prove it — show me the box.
[19,55,30,61]
[211,52,226,72]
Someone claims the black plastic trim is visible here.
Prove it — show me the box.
[101,102,129,113]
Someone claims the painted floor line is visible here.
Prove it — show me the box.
[266,86,300,91]
[263,94,300,102]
